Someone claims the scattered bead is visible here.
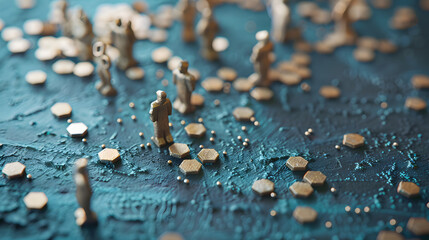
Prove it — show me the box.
[381,102,388,108]
[199,145,204,149]
[335,145,341,150]
[214,99,220,106]
[184,179,189,184]
[210,137,215,142]
[180,120,186,125]
[250,117,256,122]
[395,226,403,233]
[167,160,172,165]
[27,174,32,180]
[330,187,337,193]
[325,221,332,229]
[270,210,277,216]
[364,206,370,212]
[131,115,137,120]
[67,119,73,123]
[237,136,242,141]
[139,132,144,137]
[307,128,313,133]
[223,151,227,156]
[82,138,87,143]
[270,192,277,198]
[305,131,310,136]
[146,143,151,147]
[177,176,182,181]
[244,138,249,142]
[211,130,216,135]
[392,142,398,147]
[345,206,351,212]
[117,118,123,124]
[140,144,145,148]
[169,123,173,127]
[198,118,203,122]
[355,208,361,214]
[129,102,135,108]
[254,121,260,126]
[101,144,106,148]
[216,181,222,186]
[241,126,247,131]
[390,219,397,225]
[243,142,248,147]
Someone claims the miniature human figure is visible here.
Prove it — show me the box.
[173,61,196,114]
[110,19,137,70]
[331,0,357,45]
[196,8,218,60]
[271,0,290,43]
[150,90,173,147]
[95,53,117,97]
[177,0,197,42]
[74,158,97,227]
[71,8,94,61]
[50,0,72,37]
[250,30,274,87]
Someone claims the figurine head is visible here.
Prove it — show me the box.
[156,90,167,103]
[256,30,270,43]
[101,55,111,69]
[75,158,88,174]
[202,7,212,18]
[179,61,189,73]
[93,41,106,57]
[76,7,87,22]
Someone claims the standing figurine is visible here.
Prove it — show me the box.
[197,8,218,60]
[173,61,196,114]
[150,91,173,147]
[74,158,97,227]
[250,30,274,87]
[71,8,94,61]
[271,0,290,43]
[177,0,197,42]
[110,19,137,71]
[331,0,357,45]
[94,41,117,96]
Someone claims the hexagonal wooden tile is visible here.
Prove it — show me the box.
[342,133,365,148]
[169,143,190,158]
[293,206,318,224]
[303,171,327,186]
[376,231,404,240]
[289,182,313,198]
[23,192,48,210]
[405,97,427,111]
[51,102,72,118]
[286,156,308,171]
[232,107,254,121]
[252,179,274,196]
[184,123,206,138]
[98,148,121,164]
[197,149,219,164]
[191,93,204,107]
[67,122,88,137]
[201,77,224,92]
[2,162,26,179]
[250,87,274,101]
[407,217,429,236]
[179,159,202,175]
[397,181,420,198]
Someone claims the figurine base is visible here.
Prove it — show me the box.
[75,208,98,227]
[248,73,271,87]
[96,83,117,97]
[201,49,218,61]
[173,99,195,114]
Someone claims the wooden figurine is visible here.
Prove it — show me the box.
[74,158,97,227]
[271,0,290,43]
[173,61,196,114]
[94,46,117,96]
[50,0,72,37]
[71,8,94,61]
[110,19,137,70]
[332,0,357,45]
[250,30,274,87]
[197,8,218,60]
[150,90,174,147]
[177,0,197,42]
